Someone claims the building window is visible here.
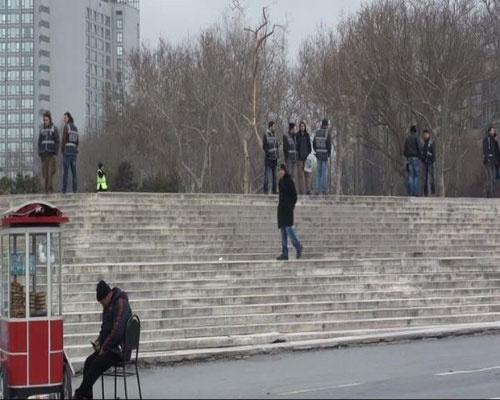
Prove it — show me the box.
[21,12,33,23]
[22,27,33,38]
[7,0,20,9]
[116,19,123,30]
[21,112,32,123]
[117,32,123,43]
[22,84,33,95]
[21,99,32,110]
[21,70,33,80]
[21,0,33,9]
[116,46,123,56]
[105,16,110,27]
[7,114,19,124]
[22,41,33,52]
[7,128,19,138]
[7,85,19,95]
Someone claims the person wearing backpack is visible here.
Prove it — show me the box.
[38,111,60,194]
[61,112,79,194]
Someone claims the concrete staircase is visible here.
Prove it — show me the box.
[3,193,500,368]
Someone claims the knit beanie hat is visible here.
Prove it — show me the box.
[96,280,111,302]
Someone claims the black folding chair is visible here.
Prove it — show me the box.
[101,315,142,400]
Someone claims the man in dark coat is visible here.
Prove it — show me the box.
[484,127,500,198]
[75,281,132,399]
[277,164,303,261]
[403,125,422,197]
[421,129,436,196]
[263,121,280,195]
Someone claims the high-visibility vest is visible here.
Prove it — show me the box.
[64,123,79,155]
[97,169,108,190]
[315,129,329,161]
[284,133,297,162]
[266,131,278,161]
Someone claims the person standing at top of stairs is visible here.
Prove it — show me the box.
[263,121,280,195]
[421,129,436,197]
[97,163,108,192]
[277,164,303,261]
[483,127,500,198]
[38,111,60,194]
[313,119,332,196]
[284,122,298,184]
[404,125,422,197]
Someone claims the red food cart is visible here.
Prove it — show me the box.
[0,201,72,399]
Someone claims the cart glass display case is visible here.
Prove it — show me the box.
[0,202,71,399]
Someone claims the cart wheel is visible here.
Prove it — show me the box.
[61,362,72,400]
[0,369,9,400]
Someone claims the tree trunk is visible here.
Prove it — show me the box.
[242,138,250,194]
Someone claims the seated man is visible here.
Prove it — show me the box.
[75,281,132,399]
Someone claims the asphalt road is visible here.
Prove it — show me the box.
[75,334,500,399]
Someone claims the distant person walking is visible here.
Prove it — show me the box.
[313,119,332,195]
[296,121,312,195]
[283,122,298,182]
[38,111,60,194]
[97,163,108,192]
[61,112,79,194]
[421,129,436,197]
[483,127,500,198]
[277,164,303,261]
[263,121,280,195]
[404,125,422,197]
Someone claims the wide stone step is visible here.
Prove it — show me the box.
[61,256,500,274]
[60,272,500,289]
[63,311,500,347]
[63,304,500,336]
[62,294,500,323]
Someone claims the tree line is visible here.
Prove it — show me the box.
[78,0,500,197]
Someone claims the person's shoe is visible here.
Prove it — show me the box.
[276,255,289,261]
[297,245,303,259]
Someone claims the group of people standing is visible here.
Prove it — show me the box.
[403,125,437,197]
[37,110,108,194]
[263,118,332,196]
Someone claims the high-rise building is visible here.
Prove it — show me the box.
[0,0,140,178]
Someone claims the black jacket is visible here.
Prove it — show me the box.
[38,123,60,158]
[278,173,297,229]
[296,132,312,161]
[483,135,500,165]
[422,138,436,164]
[404,133,421,159]
[97,287,132,358]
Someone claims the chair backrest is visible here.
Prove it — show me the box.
[124,314,141,362]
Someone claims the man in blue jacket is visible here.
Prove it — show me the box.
[75,281,132,399]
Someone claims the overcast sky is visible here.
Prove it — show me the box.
[140,0,367,55]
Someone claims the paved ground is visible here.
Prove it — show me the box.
[75,334,500,399]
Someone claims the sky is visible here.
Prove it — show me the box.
[140,0,367,55]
